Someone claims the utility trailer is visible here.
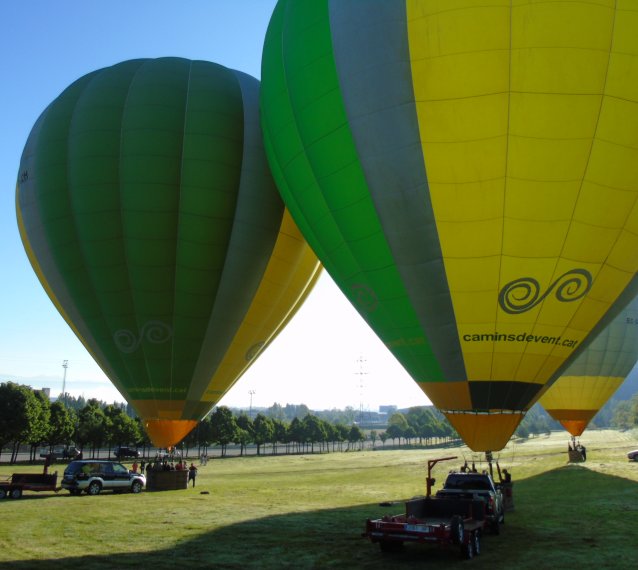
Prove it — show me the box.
[0,471,59,499]
[364,495,486,559]
[363,456,490,559]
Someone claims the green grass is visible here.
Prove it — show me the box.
[1,429,637,569]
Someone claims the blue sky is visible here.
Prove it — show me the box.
[0,1,429,411]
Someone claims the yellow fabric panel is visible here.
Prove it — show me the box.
[132,400,184,419]
[408,0,638,395]
[539,375,624,412]
[444,412,524,452]
[144,420,198,449]
[421,381,472,410]
[201,210,320,400]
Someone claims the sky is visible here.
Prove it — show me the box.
[0,1,431,412]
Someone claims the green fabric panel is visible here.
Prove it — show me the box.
[182,68,283,413]
[118,58,192,400]
[19,58,282,416]
[261,0,445,383]
[329,1,463,381]
[68,59,150,402]
[171,60,245,398]
[17,72,123,393]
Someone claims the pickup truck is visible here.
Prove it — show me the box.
[436,471,505,534]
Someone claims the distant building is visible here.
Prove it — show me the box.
[37,387,51,400]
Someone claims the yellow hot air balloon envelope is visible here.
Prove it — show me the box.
[261,0,638,451]
[17,58,321,448]
[540,296,638,437]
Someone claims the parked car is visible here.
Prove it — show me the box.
[39,446,81,461]
[627,450,638,461]
[114,447,141,459]
[61,460,145,495]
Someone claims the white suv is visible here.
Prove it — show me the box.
[62,460,145,495]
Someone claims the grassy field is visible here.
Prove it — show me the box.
[1,429,637,569]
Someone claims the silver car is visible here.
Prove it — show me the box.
[62,460,145,495]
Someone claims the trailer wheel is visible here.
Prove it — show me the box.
[87,481,102,496]
[473,531,481,556]
[0,488,7,500]
[451,515,464,545]
[10,488,22,499]
[379,540,403,553]
[462,535,475,560]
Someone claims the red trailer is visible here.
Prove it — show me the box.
[0,471,60,499]
[363,456,492,560]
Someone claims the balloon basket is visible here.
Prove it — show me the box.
[146,469,188,491]
[568,449,586,463]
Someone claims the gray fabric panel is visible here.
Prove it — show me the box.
[185,70,283,415]
[547,274,638,386]
[329,0,465,380]
[17,103,123,395]
[564,293,638,378]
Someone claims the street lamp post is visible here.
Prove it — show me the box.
[248,389,256,418]
[61,360,69,407]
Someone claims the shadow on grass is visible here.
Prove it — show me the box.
[3,465,638,570]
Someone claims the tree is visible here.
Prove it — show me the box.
[26,389,51,461]
[253,413,275,455]
[271,418,288,455]
[76,400,108,457]
[287,417,304,453]
[210,407,237,457]
[348,424,365,450]
[46,401,77,451]
[302,414,327,453]
[0,382,45,463]
[387,412,409,445]
[235,414,254,455]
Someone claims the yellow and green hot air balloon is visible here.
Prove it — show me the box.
[16,57,320,448]
[260,0,638,451]
[540,296,638,437]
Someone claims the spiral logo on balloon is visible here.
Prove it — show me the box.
[113,320,173,353]
[498,269,593,315]
[351,283,379,312]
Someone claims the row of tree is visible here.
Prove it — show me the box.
[0,382,455,463]
[3,381,637,464]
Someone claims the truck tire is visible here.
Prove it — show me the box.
[451,515,464,545]
[491,519,500,535]
[462,535,474,560]
[10,488,22,499]
[0,488,7,499]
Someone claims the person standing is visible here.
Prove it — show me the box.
[188,463,198,487]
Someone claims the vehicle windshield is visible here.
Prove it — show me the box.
[444,475,493,491]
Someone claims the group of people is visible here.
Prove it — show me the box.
[131,456,199,487]
[568,439,587,461]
